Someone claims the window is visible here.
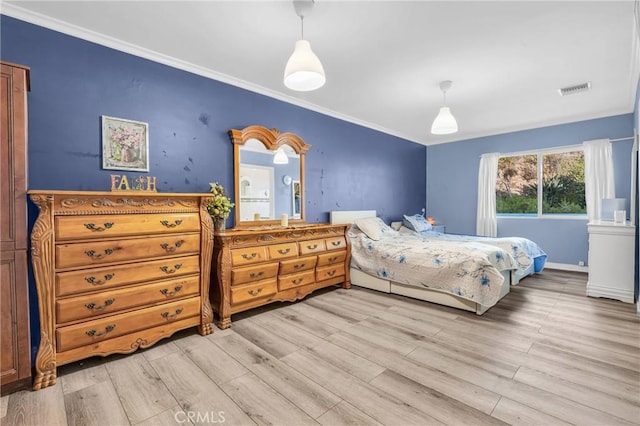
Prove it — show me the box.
[497,148,586,216]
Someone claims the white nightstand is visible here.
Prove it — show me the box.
[432,224,446,233]
[587,220,635,303]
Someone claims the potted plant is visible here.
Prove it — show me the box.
[207,182,234,231]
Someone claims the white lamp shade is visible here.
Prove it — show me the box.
[430,107,458,135]
[284,40,326,91]
[273,148,289,164]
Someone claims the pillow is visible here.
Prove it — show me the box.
[354,217,395,241]
[398,225,415,235]
[390,221,403,231]
[403,214,432,232]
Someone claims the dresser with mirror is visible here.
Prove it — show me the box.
[211,125,350,329]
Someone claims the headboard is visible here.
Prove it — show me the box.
[330,210,376,225]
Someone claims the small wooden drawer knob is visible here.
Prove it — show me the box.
[85,299,115,311]
[160,219,183,228]
[84,222,114,232]
[86,324,116,338]
[160,285,183,297]
[160,264,183,274]
[160,240,185,253]
[161,308,184,321]
[248,288,263,297]
[84,273,115,285]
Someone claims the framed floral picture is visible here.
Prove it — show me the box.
[102,115,149,172]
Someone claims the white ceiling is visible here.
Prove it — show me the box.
[3,0,639,145]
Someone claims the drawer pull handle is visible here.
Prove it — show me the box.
[84,273,115,285]
[241,253,257,260]
[249,272,264,279]
[161,308,184,320]
[160,240,185,253]
[292,278,304,284]
[160,264,183,274]
[327,270,337,277]
[160,285,183,297]
[160,219,183,228]
[328,256,339,262]
[331,241,342,246]
[84,222,114,232]
[294,264,306,270]
[86,324,116,337]
[248,288,263,297]
[85,299,115,311]
[277,248,291,255]
[84,248,120,260]
[307,244,318,250]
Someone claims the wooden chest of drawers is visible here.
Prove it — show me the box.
[211,224,350,328]
[29,191,215,390]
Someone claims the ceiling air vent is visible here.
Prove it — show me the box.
[557,82,591,96]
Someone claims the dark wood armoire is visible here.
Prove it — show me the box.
[1,61,31,395]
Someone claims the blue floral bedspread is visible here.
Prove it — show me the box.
[410,231,547,275]
[349,226,518,308]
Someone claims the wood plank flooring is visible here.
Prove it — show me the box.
[2,269,639,426]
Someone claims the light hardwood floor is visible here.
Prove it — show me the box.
[2,269,639,426]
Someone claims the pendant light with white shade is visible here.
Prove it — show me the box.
[284,0,325,91]
[273,147,289,164]
[431,80,458,135]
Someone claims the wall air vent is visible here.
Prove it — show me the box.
[557,82,591,96]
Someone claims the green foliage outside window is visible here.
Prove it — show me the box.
[497,151,586,215]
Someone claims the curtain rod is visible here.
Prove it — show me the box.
[492,136,635,158]
[611,136,634,142]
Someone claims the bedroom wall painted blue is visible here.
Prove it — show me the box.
[1,15,426,222]
[426,114,634,266]
[1,15,426,362]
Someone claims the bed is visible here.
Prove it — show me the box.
[331,210,518,315]
[397,223,547,283]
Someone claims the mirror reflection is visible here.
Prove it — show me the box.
[238,139,300,221]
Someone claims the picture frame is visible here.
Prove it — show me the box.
[102,115,149,172]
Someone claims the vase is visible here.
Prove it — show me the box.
[121,146,134,163]
[213,217,226,231]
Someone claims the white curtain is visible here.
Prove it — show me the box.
[476,153,500,237]
[583,138,615,221]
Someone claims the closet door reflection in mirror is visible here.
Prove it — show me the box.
[292,180,301,219]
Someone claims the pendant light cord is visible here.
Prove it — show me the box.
[300,15,305,39]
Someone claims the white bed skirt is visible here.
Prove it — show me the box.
[350,267,512,315]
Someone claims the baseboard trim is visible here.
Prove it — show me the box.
[586,282,634,303]
[544,262,588,273]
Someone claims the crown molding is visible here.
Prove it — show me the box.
[425,108,634,146]
[2,3,636,148]
[1,3,425,145]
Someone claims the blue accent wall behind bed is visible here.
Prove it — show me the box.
[426,114,634,267]
[1,15,426,363]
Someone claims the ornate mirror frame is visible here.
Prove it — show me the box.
[229,125,311,228]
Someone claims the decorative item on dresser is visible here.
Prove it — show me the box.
[206,182,234,231]
[28,190,215,390]
[1,61,31,395]
[210,125,351,328]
